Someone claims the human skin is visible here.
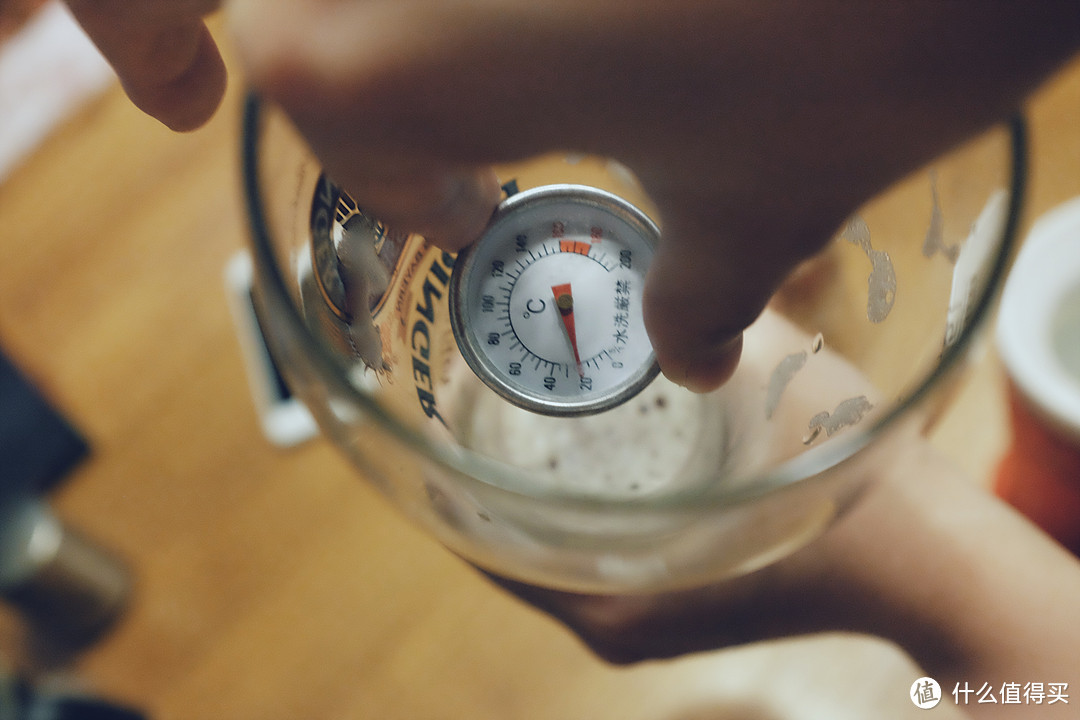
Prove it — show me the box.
[62,3,1080,716]
[492,440,1080,719]
[65,1,1080,391]
[64,0,225,132]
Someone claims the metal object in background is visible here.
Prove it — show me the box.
[1,501,129,644]
[0,352,129,645]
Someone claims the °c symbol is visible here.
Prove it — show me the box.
[524,298,547,318]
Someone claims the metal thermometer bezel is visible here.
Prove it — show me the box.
[449,183,661,417]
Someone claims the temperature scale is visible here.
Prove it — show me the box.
[449,184,660,416]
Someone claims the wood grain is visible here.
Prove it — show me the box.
[1,28,1077,719]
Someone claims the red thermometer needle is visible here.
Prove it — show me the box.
[551,282,584,377]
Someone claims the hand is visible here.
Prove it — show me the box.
[489,441,1080,720]
[227,0,1077,392]
[64,0,226,131]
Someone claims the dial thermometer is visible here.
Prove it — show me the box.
[449,184,661,416]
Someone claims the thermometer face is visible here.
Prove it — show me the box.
[449,184,660,416]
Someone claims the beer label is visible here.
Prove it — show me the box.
[305,173,456,423]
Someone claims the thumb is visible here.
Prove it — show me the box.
[643,209,832,393]
[226,0,502,250]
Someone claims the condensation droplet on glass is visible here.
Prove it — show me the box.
[765,350,807,420]
[841,215,872,252]
[806,395,874,440]
[922,170,959,263]
[842,213,896,323]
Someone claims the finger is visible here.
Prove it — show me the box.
[321,165,503,252]
[228,0,503,249]
[642,197,841,393]
[480,572,667,664]
[65,1,225,131]
[642,227,769,394]
[484,570,780,665]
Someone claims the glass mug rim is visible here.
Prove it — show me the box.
[240,93,1026,514]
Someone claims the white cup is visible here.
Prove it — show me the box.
[995,195,1080,554]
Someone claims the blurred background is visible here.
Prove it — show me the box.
[0,4,1077,719]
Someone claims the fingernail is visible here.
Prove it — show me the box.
[665,335,743,393]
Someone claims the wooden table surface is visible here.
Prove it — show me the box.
[1,28,1078,719]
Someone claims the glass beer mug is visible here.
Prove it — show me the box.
[241,93,1024,593]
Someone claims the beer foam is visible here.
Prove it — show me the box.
[460,376,727,498]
